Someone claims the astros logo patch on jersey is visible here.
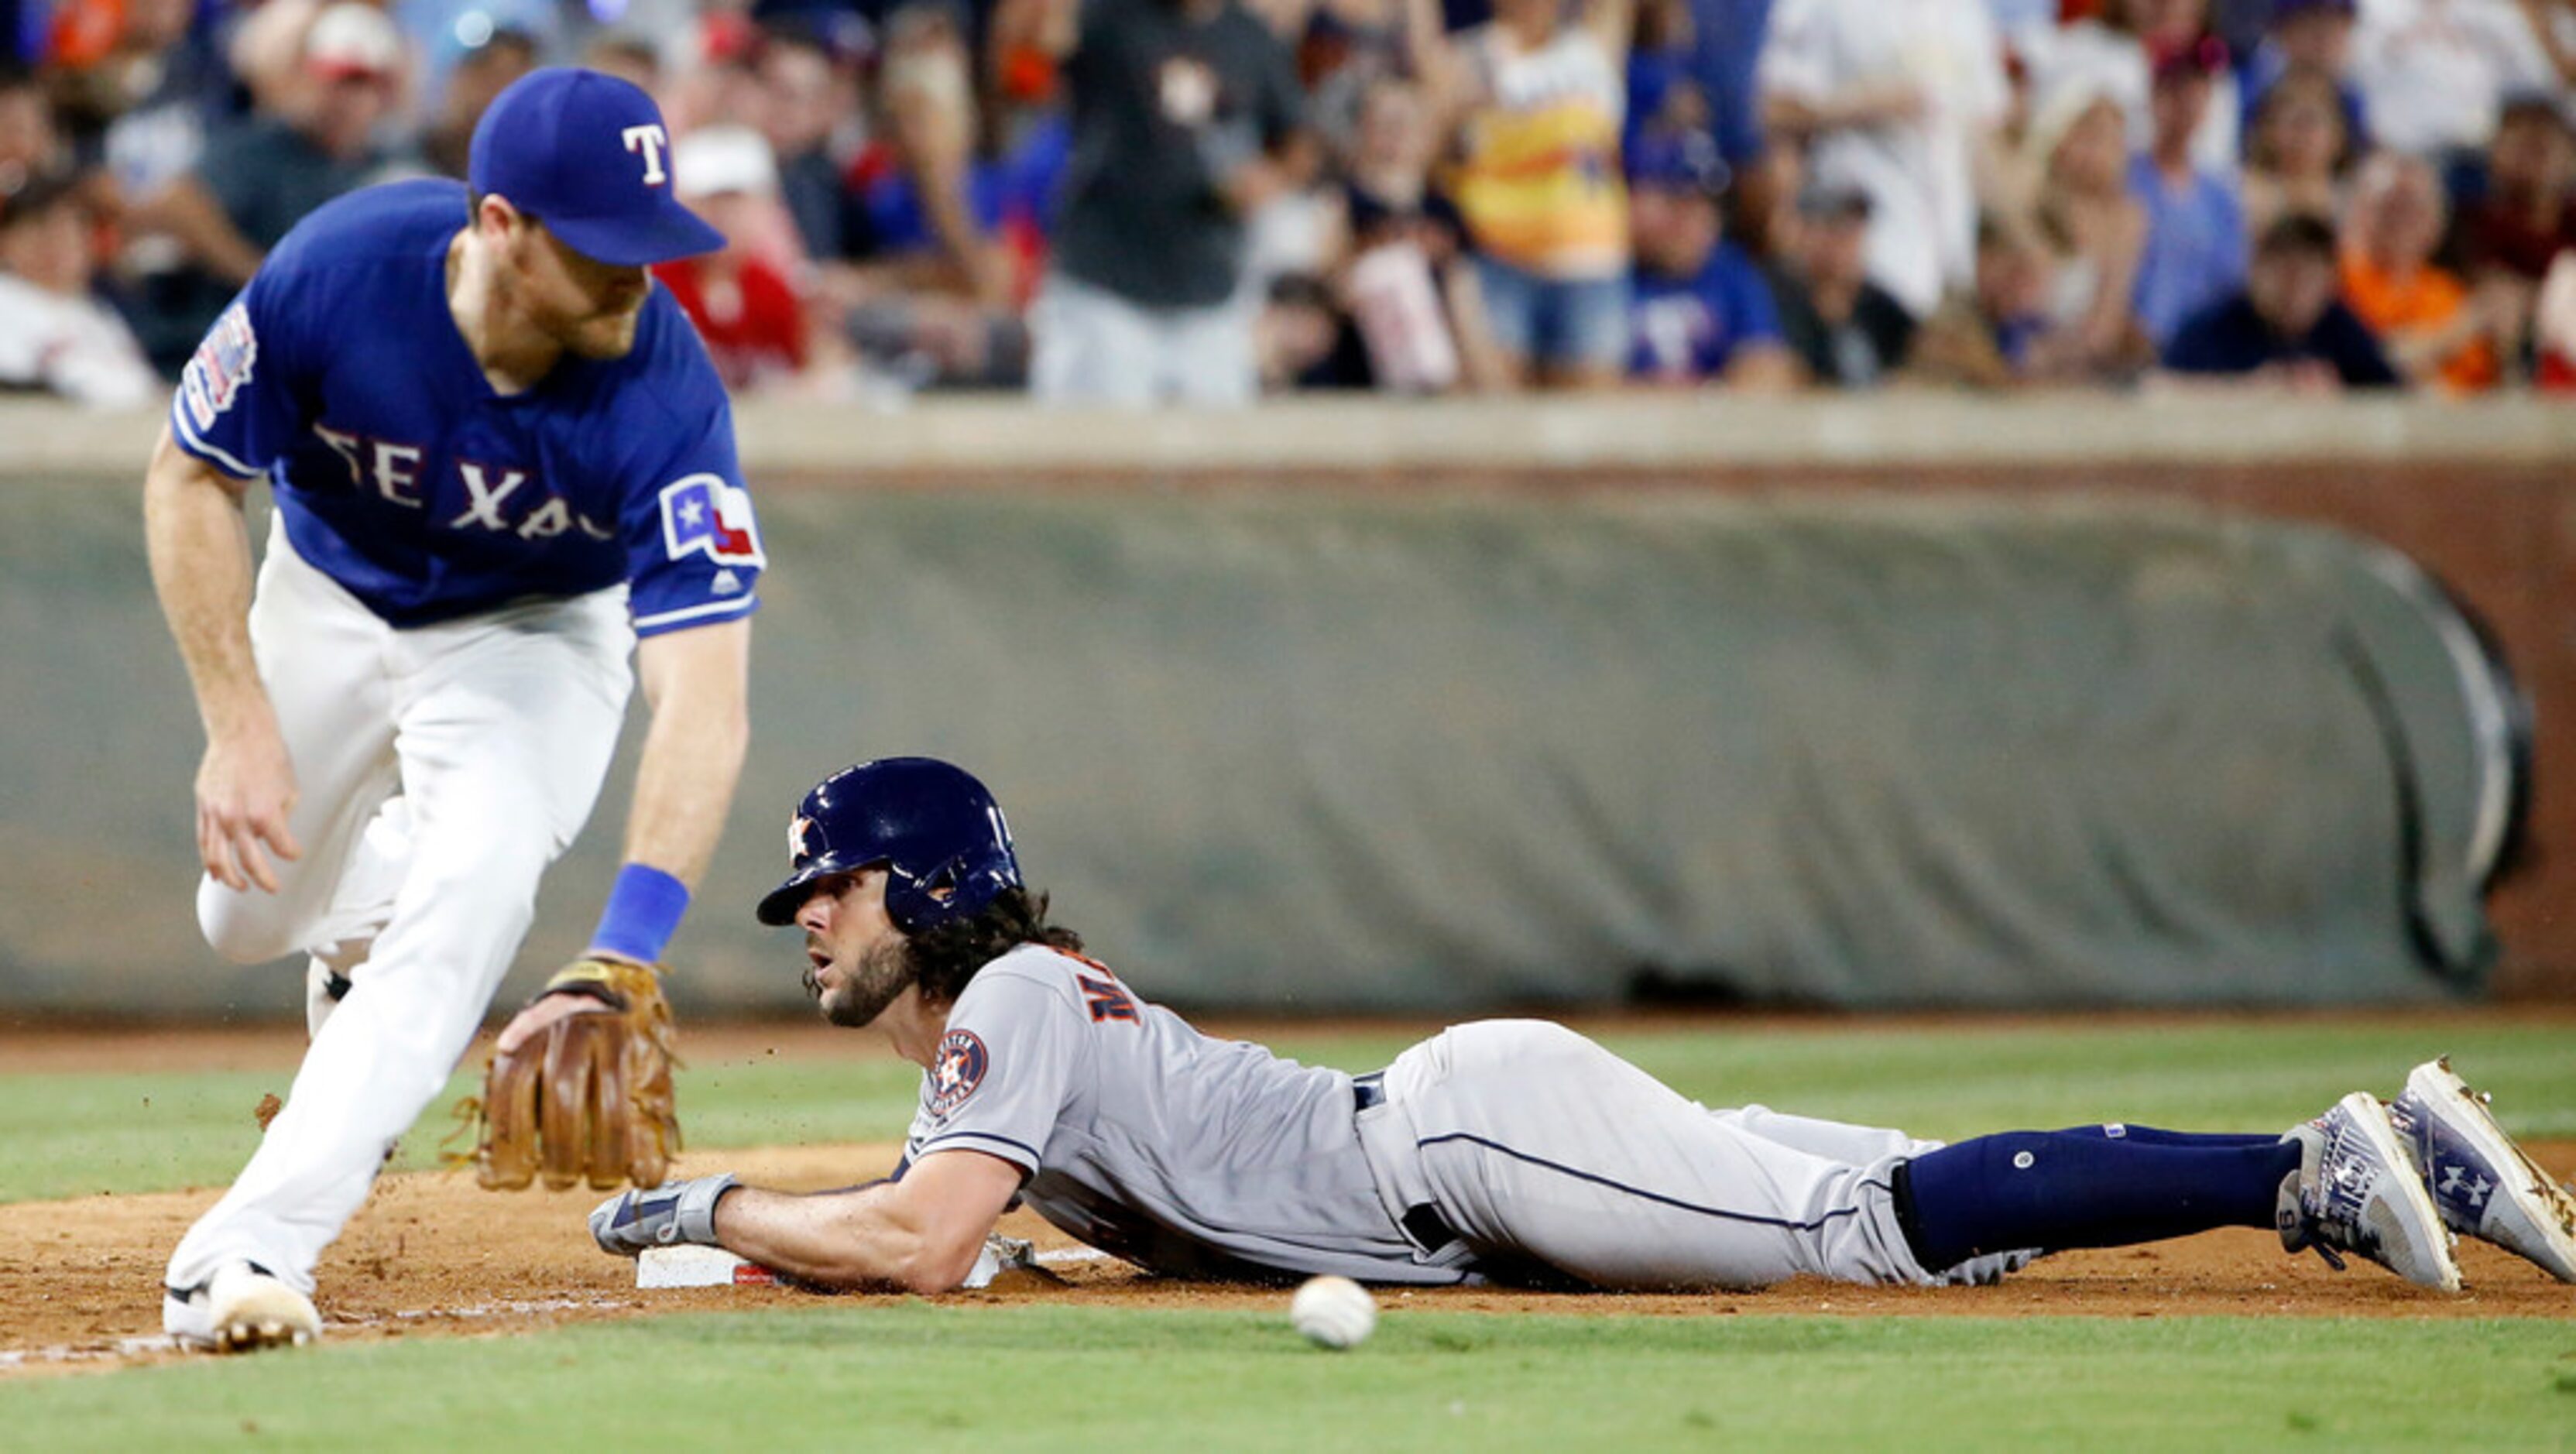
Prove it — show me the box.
[929,1029,989,1116]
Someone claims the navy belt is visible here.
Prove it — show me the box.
[1350,1071,1461,1251]
[1352,1071,1387,1113]
[1401,1202,1463,1253]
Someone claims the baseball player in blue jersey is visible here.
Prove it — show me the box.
[592,757,2576,1300]
[146,69,764,1352]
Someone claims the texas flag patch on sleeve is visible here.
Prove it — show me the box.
[658,473,766,567]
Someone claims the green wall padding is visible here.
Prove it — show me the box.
[0,480,2501,1015]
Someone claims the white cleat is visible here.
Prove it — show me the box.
[163,1262,321,1353]
[2386,1057,2576,1284]
[2278,1092,2462,1293]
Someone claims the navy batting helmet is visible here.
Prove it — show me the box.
[755,757,1024,931]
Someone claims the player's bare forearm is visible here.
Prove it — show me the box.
[714,1151,1020,1294]
[711,1185,931,1291]
[145,424,303,891]
[143,425,269,736]
[617,617,751,890]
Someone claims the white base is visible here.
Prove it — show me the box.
[636,1244,778,1289]
[634,1235,1041,1291]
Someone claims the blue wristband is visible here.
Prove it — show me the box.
[590,863,691,965]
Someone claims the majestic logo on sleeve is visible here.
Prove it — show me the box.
[180,303,259,432]
[658,474,766,567]
[928,1030,989,1117]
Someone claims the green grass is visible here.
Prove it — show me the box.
[5,1018,2572,1447]
[2,1018,2570,1203]
[5,1308,2573,1452]
[0,1069,317,1203]
[0,1056,934,1204]
[1591,1020,2576,1143]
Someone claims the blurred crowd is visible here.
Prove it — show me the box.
[5,0,2576,405]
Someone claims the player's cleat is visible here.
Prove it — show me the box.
[1937,1248,2040,1286]
[2276,1092,2461,1292]
[163,1261,321,1353]
[2385,1057,2576,1284]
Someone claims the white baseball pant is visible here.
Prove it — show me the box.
[166,517,633,1295]
[1356,1020,1943,1290]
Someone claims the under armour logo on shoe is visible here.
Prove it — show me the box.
[2437,1164,2495,1209]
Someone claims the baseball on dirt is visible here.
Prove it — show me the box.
[1289,1274,1377,1349]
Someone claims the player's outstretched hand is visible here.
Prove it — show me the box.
[494,993,589,1057]
[475,956,682,1192]
[588,1173,740,1257]
[195,722,302,893]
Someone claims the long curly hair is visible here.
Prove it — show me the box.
[907,886,1084,1007]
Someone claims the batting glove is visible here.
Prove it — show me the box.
[589,1172,740,1257]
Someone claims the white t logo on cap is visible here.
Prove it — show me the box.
[622,124,671,186]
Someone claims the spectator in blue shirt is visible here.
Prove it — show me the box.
[2130,38,2248,349]
[2163,212,2399,389]
[1625,130,1794,387]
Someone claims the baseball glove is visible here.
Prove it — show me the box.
[472,957,681,1192]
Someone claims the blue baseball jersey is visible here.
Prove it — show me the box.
[169,177,763,636]
[1628,239,1784,382]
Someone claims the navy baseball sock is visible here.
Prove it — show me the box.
[1895,1129,2303,1272]
[2048,1123,2279,1150]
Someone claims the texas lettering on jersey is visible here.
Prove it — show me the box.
[309,424,621,544]
[163,179,764,636]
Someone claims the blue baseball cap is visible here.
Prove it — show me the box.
[1625,129,1730,197]
[468,67,724,266]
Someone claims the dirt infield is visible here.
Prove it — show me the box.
[5,1140,2572,1380]
[4,1021,2570,1379]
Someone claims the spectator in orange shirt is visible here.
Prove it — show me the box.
[2338,150,2518,393]
[652,126,818,394]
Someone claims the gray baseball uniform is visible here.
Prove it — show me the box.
[902,945,1954,1291]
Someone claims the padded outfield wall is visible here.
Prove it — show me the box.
[1,396,2568,1016]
